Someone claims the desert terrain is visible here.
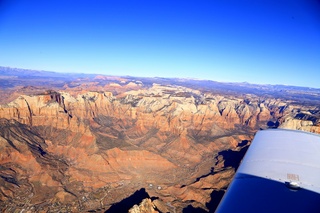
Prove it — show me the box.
[0,67,319,212]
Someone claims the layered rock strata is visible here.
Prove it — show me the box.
[0,84,319,212]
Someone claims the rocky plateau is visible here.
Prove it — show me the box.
[0,67,320,212]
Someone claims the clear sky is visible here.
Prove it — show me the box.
[0,0,319,88]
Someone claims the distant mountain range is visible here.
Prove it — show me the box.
[1,66,320,105]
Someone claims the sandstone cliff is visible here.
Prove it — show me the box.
[128,199,159,213]
[0,82,319,212]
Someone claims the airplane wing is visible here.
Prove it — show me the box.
[215,129,320,213]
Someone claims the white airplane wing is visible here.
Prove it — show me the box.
[215,129,320,213]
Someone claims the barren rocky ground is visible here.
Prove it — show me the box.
[0,67,319,212]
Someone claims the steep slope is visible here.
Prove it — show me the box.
[0,82,319,212]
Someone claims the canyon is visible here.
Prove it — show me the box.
[0,67,320,212]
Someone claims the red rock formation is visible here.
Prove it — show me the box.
[0,83,319,212]
[128,198,159,213]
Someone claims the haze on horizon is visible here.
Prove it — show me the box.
[0,0,319,88]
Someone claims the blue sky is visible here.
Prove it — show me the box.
[0,0,319,88]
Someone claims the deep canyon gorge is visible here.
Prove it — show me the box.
[0,67,320,212]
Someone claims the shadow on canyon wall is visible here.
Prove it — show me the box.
[183,189,225,213]
[267,120,279,128]
[105,188,149,213]
[218,143,249,171]
[184,142,250,212]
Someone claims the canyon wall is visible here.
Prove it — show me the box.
[0,83,319,212]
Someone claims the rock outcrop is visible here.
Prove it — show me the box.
[128,198,159,213]
[0,81,319,212]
